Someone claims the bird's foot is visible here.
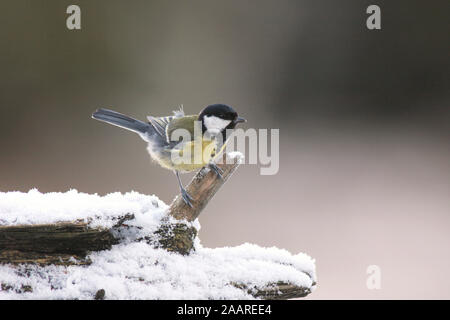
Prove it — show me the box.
[180,187,194,208]
[209,162,224,179]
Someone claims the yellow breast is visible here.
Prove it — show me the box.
[151,138,218,172]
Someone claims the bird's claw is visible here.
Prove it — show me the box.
[181,188,193,208]
[209,162,224,179]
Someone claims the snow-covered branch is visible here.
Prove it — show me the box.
[0,153,316,299]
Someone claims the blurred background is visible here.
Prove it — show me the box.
[0,0,449,299]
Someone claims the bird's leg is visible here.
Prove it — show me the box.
[174,170,193,208]
[208,162,224,179]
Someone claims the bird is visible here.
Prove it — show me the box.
[92,104,246,207]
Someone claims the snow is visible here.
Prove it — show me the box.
[0,189,168,229]
[226,151,245,164]
[0,189,316,300]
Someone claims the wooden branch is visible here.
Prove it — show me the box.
[249,281,316,300]
[0,221,119,266]
[169,153,242,222]
[0,215,196,265]
[0,222,117,255]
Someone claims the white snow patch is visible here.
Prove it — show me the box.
[226,151,245,164]
[0,189,168,229]
[0,190,316,300]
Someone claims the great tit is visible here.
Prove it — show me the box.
[92,104,246,207]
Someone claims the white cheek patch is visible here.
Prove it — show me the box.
[203,115,231,133]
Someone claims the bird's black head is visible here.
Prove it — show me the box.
[198,104,246,135]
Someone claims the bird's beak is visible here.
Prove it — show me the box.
[234,116,247,124]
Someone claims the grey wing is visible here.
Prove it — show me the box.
[147,106,185,145]
[147,115,172,143]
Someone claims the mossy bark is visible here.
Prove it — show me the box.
[153,221,197,255]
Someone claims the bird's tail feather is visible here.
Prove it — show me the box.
[92,108,150,136]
